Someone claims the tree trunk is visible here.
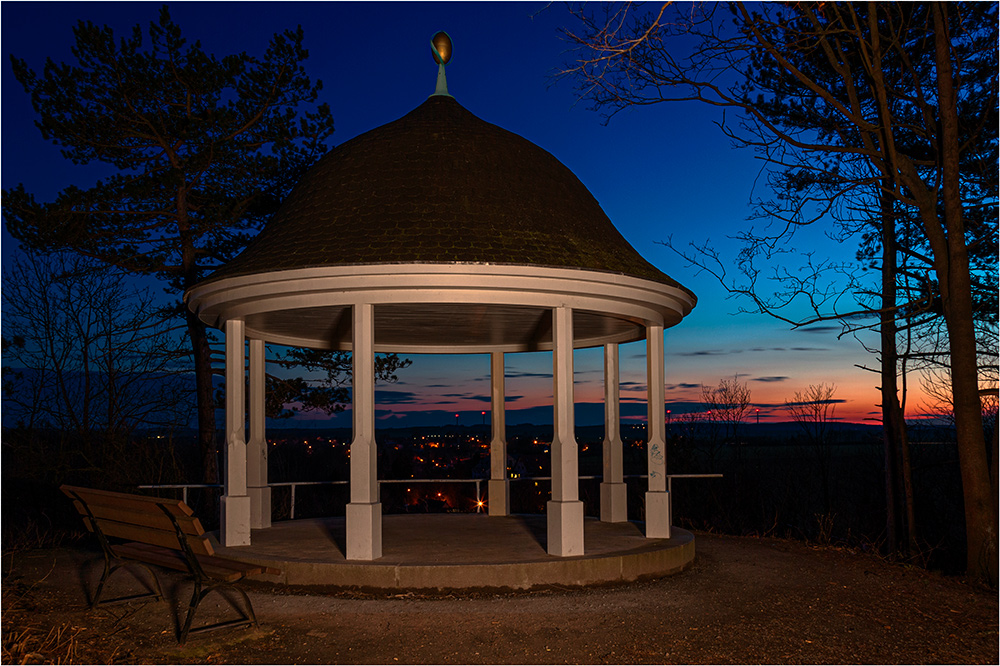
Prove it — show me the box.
[177,186,218,486]
[941,252,995,581]
[932,2,997,584]
[880,184,903,559]
[187,307,218,485]
[899,403,918,560]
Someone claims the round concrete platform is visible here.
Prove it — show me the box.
[211,514,695,591]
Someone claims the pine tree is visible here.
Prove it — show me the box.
[3,6,335,481]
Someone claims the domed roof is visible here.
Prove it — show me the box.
[205,95,692,298]
[187,93,697,353]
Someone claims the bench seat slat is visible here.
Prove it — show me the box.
[113,543,271,582]
[196,554,281,577]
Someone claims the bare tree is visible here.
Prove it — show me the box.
[563,1,997,581]
[786,383,839,514]
[787,384,838,443]
[2,251,192,485]
[702,376,752,445]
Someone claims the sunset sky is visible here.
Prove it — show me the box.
[1,2,908,428]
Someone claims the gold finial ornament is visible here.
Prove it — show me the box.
[431,31,452,65]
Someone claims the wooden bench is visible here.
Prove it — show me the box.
[61,484,280,644]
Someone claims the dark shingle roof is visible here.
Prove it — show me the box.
[206,95,692,295]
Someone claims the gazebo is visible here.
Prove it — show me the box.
[185,36,696,562]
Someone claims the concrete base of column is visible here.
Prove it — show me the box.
[600,482,628,523]
[546,499,584,556]
[645,490,672,539]
[346,502,383,560]
[249,486,272,529]
[488,479,510,516]
[220,495,251,547]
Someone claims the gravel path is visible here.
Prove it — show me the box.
[3,533,996,664]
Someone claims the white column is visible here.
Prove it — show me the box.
[547,306,584,556]
[645,322,671,538]
[346,302,382,560]
[221,319,251,546]
[247,338,271,529]
[600,343,627,522]
[488,351,510,515]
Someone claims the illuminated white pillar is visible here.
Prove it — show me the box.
[247,338,271,529]
[221,319,251,546]
[488,351,510,515]
[645,322,671,538]
[601,343,627,522]
[547,306,584,556]
[347,302,382,560]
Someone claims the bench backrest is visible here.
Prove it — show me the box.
[61,485,215,557]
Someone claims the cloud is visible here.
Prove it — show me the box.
[796,326,840,334]
[374,389,422,404]
[752,376,789,383]
[664,401,708,415]
[665,382,700,390]
[506,371,551,379]
[784,398,848,407]
[620,381,648,391]
[677,347,801,357]
[790,347,830,352]
[440,393,490,402]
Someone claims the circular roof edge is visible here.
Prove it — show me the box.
[185,263,695,353]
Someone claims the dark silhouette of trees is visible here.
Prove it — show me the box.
[241,347,411,421]
[3,6,335,482]
[563,1,997,582]
[2,250,191,486]
[787,383,839,514]
[702,375,752,445]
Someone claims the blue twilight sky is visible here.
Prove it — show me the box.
[1,1,888,427]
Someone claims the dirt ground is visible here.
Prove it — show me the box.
[3,532,997,665]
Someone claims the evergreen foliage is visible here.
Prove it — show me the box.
[3,6,337,480]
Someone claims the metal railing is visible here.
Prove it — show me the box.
[139,478,484,520]
[378,478,486,516]
[271,480,347,519]
[139,474,721,521]
[136,483,222,505]
[509,474,724,490]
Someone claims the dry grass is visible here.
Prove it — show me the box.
[1,622,88,665]
[1,552,119,665]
